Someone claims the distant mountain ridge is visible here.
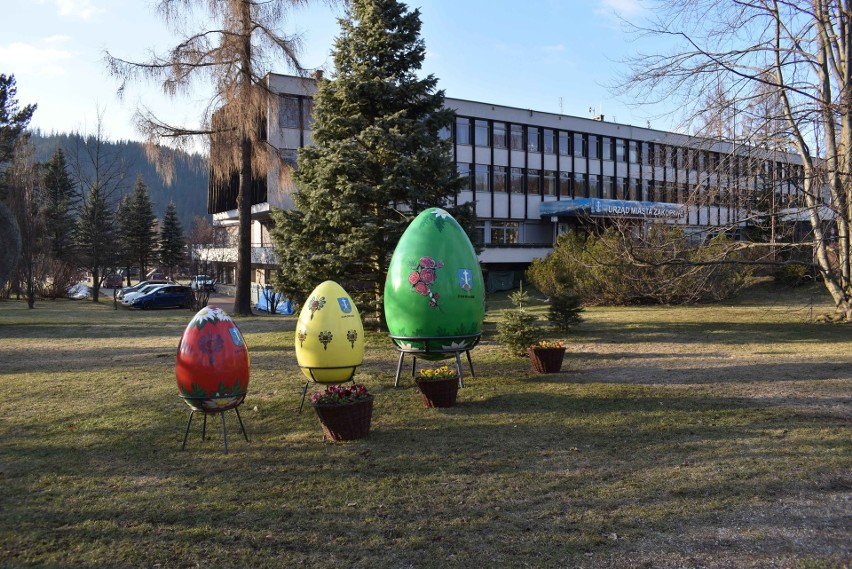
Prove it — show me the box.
[29,131,209,228]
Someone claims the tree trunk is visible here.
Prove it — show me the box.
[91,269,101,302]
[233,135,253,316]
[231,0,254,317]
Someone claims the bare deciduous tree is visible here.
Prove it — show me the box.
[105,0,329,316]
[620,0,852,319]
[69,114,129,302]
[5,137,48,308]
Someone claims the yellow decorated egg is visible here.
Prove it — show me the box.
[294,281,365,383]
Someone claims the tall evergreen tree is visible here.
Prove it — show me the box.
[42,148,78,263]
[118,175,158,284]
[159,201,185,278]
[75,182,117,301]
[0,74,36,168]
[270,0,470,321]
[115,193,136,284]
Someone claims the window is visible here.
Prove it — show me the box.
[589,135,600,160]
[527,127,540,152]
[616,139,626,162]
[493,122,507,149]
[543,170,556,196]
[279,149,298,172]
[302,98,314,128]
[474,120,489,147]
[645,179,655,201]
[527,169,541,195]
[510,125,524,150]
[574,173,587,197]
[574,133,586,158]
[602,175,614,199]
[457,163,472,191]
[685,148,696,171]
[602,137,613,161]
[670,147,679,169]
[615,177,625,200]
[629,178,639,201]
[560,172,571,198]
[708,185,720,206]
[474,164,489,193]
[656,145,667,167]
[279,95,300,128]
[629,141,638,163]
[490,221,520,245]
[474,224,486,246]
[558,131,570,156]
[543,129,555,154]
[709,152,720,172]
[588,174,599,198]
[493,166,507,193]
[643,142,653,166]
[510,167,524,193]
[455,117,471,145]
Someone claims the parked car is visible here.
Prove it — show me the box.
[117,279,171,301]
[190,275,216,292]
[121,283,171,305]
[103,273,124,288]
[129,285,194,310]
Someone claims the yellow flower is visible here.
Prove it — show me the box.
[531,340,565,349]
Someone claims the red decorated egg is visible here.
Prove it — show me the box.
[176,305,250,412]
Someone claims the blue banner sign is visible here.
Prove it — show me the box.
[540,198,686,220]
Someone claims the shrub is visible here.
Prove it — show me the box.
[527,261,584,331]
[773,263,811,287]
[496,283,540,356]
[530,226,753,306]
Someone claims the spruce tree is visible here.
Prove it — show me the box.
[271,0,471,321]
[0,74,36,168]
[159,201,185,279]
[119,175,158,284]
[75,183,117,302]
[42,148,78,263]
[116,193,135,284]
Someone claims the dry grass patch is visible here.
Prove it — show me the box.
[0,284,849,568]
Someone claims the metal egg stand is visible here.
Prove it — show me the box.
[180,393,249,454]
[298,365,361,413]
[390,334,480,388]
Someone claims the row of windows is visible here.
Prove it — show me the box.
[453,117,804,181]
[458,163,801,206]
[277,98,804,187]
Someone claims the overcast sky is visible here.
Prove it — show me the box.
[1,0,672,144]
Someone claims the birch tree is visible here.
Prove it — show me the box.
[621,0,852,319]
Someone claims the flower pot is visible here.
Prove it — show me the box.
[528,347,566,373]
[312,396,373,441]
[415,376,459,408]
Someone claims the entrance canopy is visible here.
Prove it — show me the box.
[540,198,686,220]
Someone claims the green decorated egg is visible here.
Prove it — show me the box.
[384,208,484,357]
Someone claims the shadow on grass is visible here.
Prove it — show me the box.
[576,320,852,345]
[557,360,852,386]
[2,383,849,567]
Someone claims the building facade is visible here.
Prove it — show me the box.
[205,73,806,293]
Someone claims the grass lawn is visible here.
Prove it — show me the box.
[0,282,849,568]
